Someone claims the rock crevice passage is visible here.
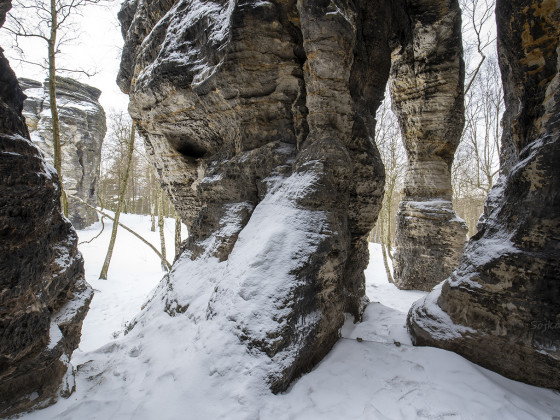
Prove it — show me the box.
[20,77,107,229]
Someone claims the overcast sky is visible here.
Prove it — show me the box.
[1,1,497,119]
[0,0,128,115]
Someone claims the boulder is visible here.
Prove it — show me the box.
[408,0,560,390]
[20,76,107,230]
[0,0,92,415]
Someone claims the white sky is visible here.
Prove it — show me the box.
[0,1,497,120]
[0,0,128,114]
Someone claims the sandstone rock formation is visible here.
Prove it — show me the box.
[408,0,560,390]
[0,0,92,415]
[20,76,107,229]
[117,0,470,393]
[118,0,396,392]
[389,0,468,291]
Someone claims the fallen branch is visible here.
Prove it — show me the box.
[79,215,106,245]
[69,195,172,270]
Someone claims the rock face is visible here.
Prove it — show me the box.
[118,0,395,392]
[389,0,468,291]
[117,0,469,393]
[20,76,107,229]
[0,0,92,416]
[408,0,560,390]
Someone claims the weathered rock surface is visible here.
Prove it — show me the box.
[408,0,560,390]
[117,0,472,393]
[390,0,468,291]
[0,0,92,415]
[118,0,397,391]
[20,76,107,229]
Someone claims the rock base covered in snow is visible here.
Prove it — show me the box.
[408,0,560,390]
[393,200,468,291]
[0,1,92,416]
[20,76,106,229]
[390,0,467,291]
[118,0,395,392]
[116,0,470,393]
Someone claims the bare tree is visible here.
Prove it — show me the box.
[4,0,104,214]
[149,168,157,231]
[452,55,503,235]
[461,0,496,94]
[174,210,182,259]
[373,92,406,282]
[99,117,135,280]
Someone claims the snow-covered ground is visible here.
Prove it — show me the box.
[75,212,186,352]
[16,214,560,419]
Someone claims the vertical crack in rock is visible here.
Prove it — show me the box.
[408,0,560,390]
[19,77,107,230]
[0,1,92,416]
[118,0,390,392]
[389,0,468,291]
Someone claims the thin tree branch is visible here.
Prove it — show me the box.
[79,215,106,245]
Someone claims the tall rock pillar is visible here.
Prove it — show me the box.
[408,0,560,390]
[117,0,391,393]
[390,0,468,291]
[20,77,107,230]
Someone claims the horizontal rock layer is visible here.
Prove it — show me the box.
[408,0,560,390]
[390,0,467,291]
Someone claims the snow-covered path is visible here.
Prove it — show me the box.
[16,214,560,419]
[74,212,185,353]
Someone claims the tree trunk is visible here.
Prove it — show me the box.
[149,170,156,231]
[99,124,136,280]
[380,215,394,284]
[174,211,181,258]
[48,0,67,216]
[158,189,167,271]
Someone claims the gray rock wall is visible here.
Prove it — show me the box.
[20,77,107,230]
[408,0,560,391]
[390,0,468,291]
[0,0,92,416]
